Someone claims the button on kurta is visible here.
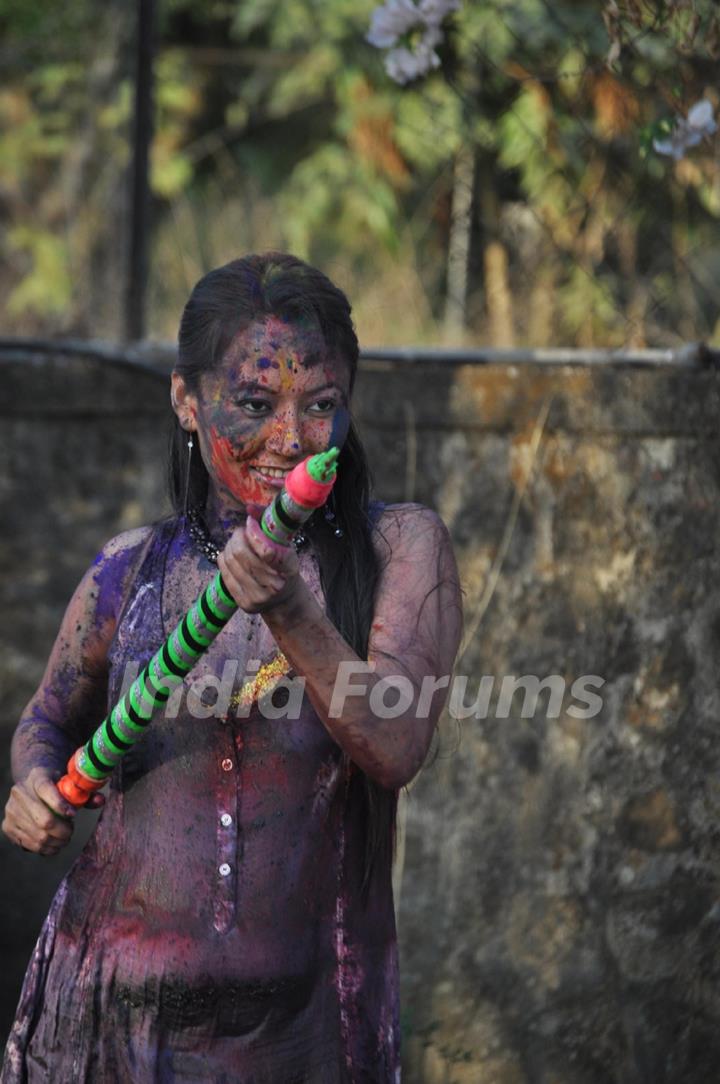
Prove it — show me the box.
[213,730,239,933]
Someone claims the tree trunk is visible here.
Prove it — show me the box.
[479,167,515,347]
[617,219,646,348]
[672,186,697,342]
[443,146,475,343]
[527,260,557,347]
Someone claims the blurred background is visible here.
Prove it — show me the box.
[3,2,720,1082]
[2,0,719,349]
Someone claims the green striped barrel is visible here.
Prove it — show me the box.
[75,572,237,782]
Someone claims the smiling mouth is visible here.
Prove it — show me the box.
[250,465,293,481]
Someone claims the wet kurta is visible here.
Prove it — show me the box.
[2,516,400,1083]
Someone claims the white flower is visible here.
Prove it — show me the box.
[385,36,442,84]
[652,132,692,161]
[653,98,718,160]
[686,98,718,140]
[367,0,460,84]
[367,0,423,49]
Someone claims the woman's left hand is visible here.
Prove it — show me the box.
[218,514,301,614]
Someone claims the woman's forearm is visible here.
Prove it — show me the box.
[11,709,77,783]
[261,581,430,789]
[11,664,109,785]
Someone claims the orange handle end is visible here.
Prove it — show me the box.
[56,752,106,807]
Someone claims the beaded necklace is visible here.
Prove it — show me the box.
[187,507,308,562]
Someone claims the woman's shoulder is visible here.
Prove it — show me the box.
[55,526,160,648]
[372,502,454,561]
[98,524,156,562]
[87,525,158,606]
[374,501,449,532]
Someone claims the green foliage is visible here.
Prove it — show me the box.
[6,228,71,318]
[278,142,401,257]
[395,80,465,167]
[1,0,719,345]
[557,265,624,343]
[266,44,342,117]
[152,51,202,198]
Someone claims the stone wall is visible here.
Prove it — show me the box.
[1,346,719,1082]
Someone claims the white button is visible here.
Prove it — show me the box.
[220,813,233,827]
[221,758,233,771]
[219,863,231,877]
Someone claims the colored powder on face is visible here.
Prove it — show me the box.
[198,319,352,510]
[278,360,297,393]
[208,428,266,507]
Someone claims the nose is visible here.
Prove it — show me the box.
[264,405,303,459]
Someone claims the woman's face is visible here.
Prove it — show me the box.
[173,316,352,511]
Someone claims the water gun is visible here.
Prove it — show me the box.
[56,447,339,807]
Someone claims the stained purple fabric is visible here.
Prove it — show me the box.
[2,517,400,1083]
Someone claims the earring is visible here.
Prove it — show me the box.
[183,426,194,517]
[324,492,344,538]
[292,527,308,552]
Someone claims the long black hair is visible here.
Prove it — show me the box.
[169,252,397,898]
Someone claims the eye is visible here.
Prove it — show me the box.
[308,398,337,415]
[237,398,272,416]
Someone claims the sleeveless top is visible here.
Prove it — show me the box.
[2,512,400,1084]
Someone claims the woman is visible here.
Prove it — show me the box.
[2,253,462,1082]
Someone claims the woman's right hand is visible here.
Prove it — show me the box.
[2,767,100,856]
